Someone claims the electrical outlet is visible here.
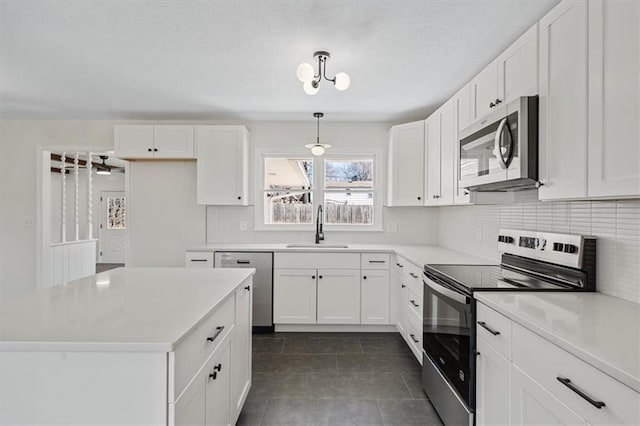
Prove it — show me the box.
[476,226,483,242]
[239,221,247,231]
[386,222,398,232]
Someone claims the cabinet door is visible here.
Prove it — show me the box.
[231,284,251,424]
[174,366,207,426]
[476,338,511,426]
[471,59,499,122]
[114,125,154,158]
[497,24,539,105]
[317,269,360,324]
[538,0,588,200]
[588,0,640,197]
[454,86,472,205]
[205,341,231,426]
[511,365,586,426]
[424,113,441,205]
[153,125,195,159]
[273,269,317,324]
[438,98,456,205]
[196,126,249,205]
[361,269,390,325]
[396,274,409,338]
[387,121,425,206]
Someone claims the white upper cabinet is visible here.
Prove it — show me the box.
[196,125,249,206]
[153,126,194,158]
[387,120,425,206]
[425,99,455,206]
[114,125,195,159]
[471,59,499,122]
[454,85,472,205]
[538,0,588,200]
[497,24,539,106]
[587,0,640,198]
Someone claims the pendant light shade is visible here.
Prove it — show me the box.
[304,112,331,156]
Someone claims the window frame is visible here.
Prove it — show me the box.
[254,149,383,232]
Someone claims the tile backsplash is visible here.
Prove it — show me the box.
[437,199,640,303]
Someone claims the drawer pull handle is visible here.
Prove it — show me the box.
[206,326,225,342]
[369,260,386,263]
[410,300,419,308]
[477,321,500,336]
[236,260,251,264]
[244,285,250,291]
[556,376,606,409]
[190,259,209,262]
[409,273,418,278]
[209,371,217,380]
[410,334,419,343]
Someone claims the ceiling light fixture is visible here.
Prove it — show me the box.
[296,51,350,95]
[305,112,331,156]
[96,155,111,175]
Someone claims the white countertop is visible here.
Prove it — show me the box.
[187,243,492,267]
[475,292,640,393]
[0,267,254,352]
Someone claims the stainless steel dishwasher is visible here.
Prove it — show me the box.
[214,252,273,332]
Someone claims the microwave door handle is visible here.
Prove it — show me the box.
[494,117,510,170]
[423,278,468,305]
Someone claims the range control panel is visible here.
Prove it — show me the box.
[497,229,594,269]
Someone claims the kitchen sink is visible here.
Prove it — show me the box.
[285,244,349,249]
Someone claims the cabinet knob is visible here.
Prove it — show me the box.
[417,196,422,200]
[401,284,406,288]
[489,102,496,108]
[363,276,367,280]
[312,275,316,279]
[147,148,152,152]
[464,190,470,195]
[495,98,502,105]
[237,196,242,200]
[318,275,323,279]
[214,363,222,372]
[209,371,217,380]
[244,285,250,291]
[153,148,158,152]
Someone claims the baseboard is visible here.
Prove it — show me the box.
[274,324,397,333]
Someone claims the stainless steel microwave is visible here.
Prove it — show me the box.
[458,96,539,192]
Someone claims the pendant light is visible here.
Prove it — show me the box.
[305,112,331,156]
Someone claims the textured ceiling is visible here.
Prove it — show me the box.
[1,0,559,122]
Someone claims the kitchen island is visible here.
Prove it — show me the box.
[0,267,254,425]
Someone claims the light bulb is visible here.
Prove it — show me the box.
[334,72,351,91]
[296,63,314,82]
[303,80,319,95]
[311,145,325,156]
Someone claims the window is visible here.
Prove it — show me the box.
[259,154,379,229]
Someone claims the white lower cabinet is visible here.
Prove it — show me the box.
[392,258,409,336]
[477,301,640,426]
[317,269,360,324]
[231,283,252,424]
[510,365,586,426]
[360,269,390,324]
[476,337,511,426]
[273,268,317,324]
[204,341,231,426]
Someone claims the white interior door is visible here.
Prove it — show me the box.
[99,191,126,263]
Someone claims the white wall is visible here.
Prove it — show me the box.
[436,199,640,304]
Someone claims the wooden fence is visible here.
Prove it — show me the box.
[270,203,373,225]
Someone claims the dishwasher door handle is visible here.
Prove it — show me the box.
[236,260,251,264]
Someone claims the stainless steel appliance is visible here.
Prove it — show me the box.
[458,96,538,192]
[214,252,274,332]
[422,229,596,426]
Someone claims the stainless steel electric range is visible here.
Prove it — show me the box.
[421,229,596,426]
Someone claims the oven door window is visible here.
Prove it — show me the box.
[423,277,472,405]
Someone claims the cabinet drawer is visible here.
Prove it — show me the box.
[274,252,360,269]
[361,253,390,270]
[512,323,639,425]
[185,252,214,268]
[407,285,423,319]
[476,303,512,359]
[406,315,423,364]
[172,294,235,401]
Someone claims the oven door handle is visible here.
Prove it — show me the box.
[423,277,468,305]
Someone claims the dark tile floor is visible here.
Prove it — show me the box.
[237,332,443,426]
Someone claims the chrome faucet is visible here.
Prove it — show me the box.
[315,205,324,244]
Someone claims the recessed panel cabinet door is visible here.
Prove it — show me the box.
[196,126,249,205]
[273,269,317,324]
[476,338,510,426]
[387,120,425,206]
[588,0,640,197]
[510,365,586,426]
[454,85,472,205]
[497,24,539,105]
[231,284,251,424]
[538,0,588,200]
[174,362,207,426]
[153,125,194,159]
[114,125,154,158]
[317,269,360,324]
[424,113,442,205]
[471,59,499,122]
[360,269,390,324]
[205,341,231,426]
[438,98,456,206]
